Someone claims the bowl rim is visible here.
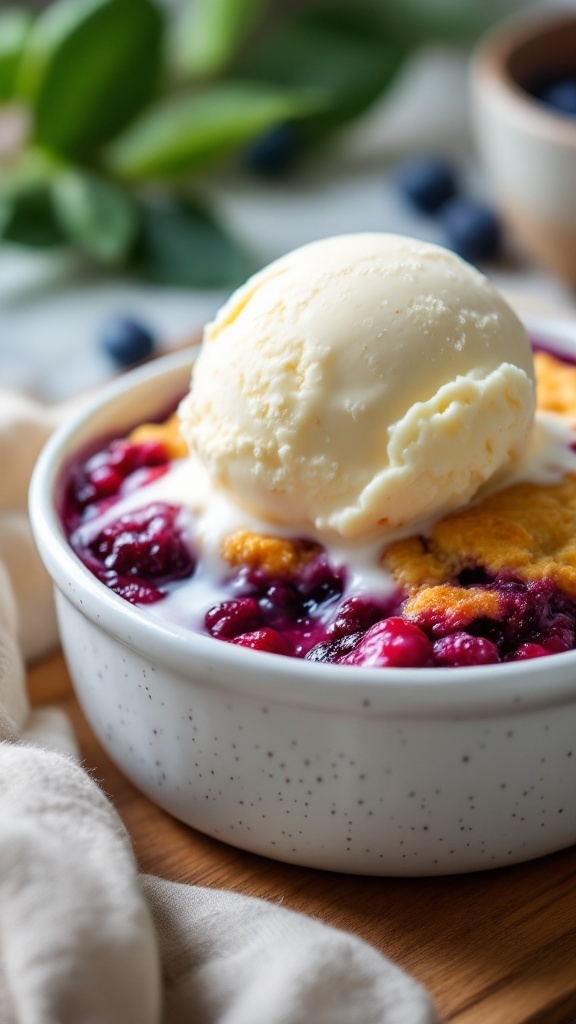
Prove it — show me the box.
[471,8,576,147]
[29,315,576,719]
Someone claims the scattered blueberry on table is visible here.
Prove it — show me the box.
[439,197,501,263]
[395,155,503,264]
[539,79,576,118]
[436,197,500,264]
[396,157,457,213]
[98,316,157,368]
[246,124,301,176]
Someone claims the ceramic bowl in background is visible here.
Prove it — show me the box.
[30,323,576,876]
[471,10,576,286]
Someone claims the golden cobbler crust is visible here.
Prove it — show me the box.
[384,350,576,619]
[402,584,501,630]
[130,414,189,459]
[221,530,319,575]
[532,350,576,418]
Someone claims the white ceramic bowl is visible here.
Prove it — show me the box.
[30,317,576,876]
[471,10,576,286]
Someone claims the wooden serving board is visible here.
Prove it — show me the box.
[30,650,576,1024]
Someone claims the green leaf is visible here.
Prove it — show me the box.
[289,1,392,41]
[174,0,270,78]
[377,0,524,49]
[18,0,164,156]
[0,8,32,101]
[129,195,250,288]
[106,82,323,181]
[236,6,405,146]
[0,184,65,248]
[51,170,137,264]
[0,147,60,195]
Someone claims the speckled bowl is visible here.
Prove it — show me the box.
[30,316,576,876]
[471,10,576,285]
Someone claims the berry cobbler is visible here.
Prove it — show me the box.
[61,344,576,669]
[60,236,576,669]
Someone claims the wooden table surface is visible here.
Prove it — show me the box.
[29,650,576,1024]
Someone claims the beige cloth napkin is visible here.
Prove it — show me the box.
[0,388,437,1024]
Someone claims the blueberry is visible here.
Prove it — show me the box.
[396,157,457,213]
[541,79,576,118]
[246,124,300,176]
[99,316,156,368]
[440,197,501,263]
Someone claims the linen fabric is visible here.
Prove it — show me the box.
[0,389,437,1024]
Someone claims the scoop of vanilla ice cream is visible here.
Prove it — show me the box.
[179,233,536,540]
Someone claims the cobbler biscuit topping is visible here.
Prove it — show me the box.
[221,530,319,575]
[532,350,576,417]
[383,351,576,620]
[129,414,189,459]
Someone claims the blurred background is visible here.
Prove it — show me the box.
[1,0,576,400]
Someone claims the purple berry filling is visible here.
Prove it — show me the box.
[86,503,194,581]
[205,552,347,658]
[63,437,170,532]
[64,438,195,605]
[74,501,195,605]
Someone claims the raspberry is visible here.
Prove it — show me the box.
[433,632,500,667]
[232,628,293,655]
[105,440,139,474]
[205,597,263,639]
[109,577,164,604]
[344,617,432,668]
[68,438,170,517]
[514,643,548,660]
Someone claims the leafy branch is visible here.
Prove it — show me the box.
[0,0,502,287]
